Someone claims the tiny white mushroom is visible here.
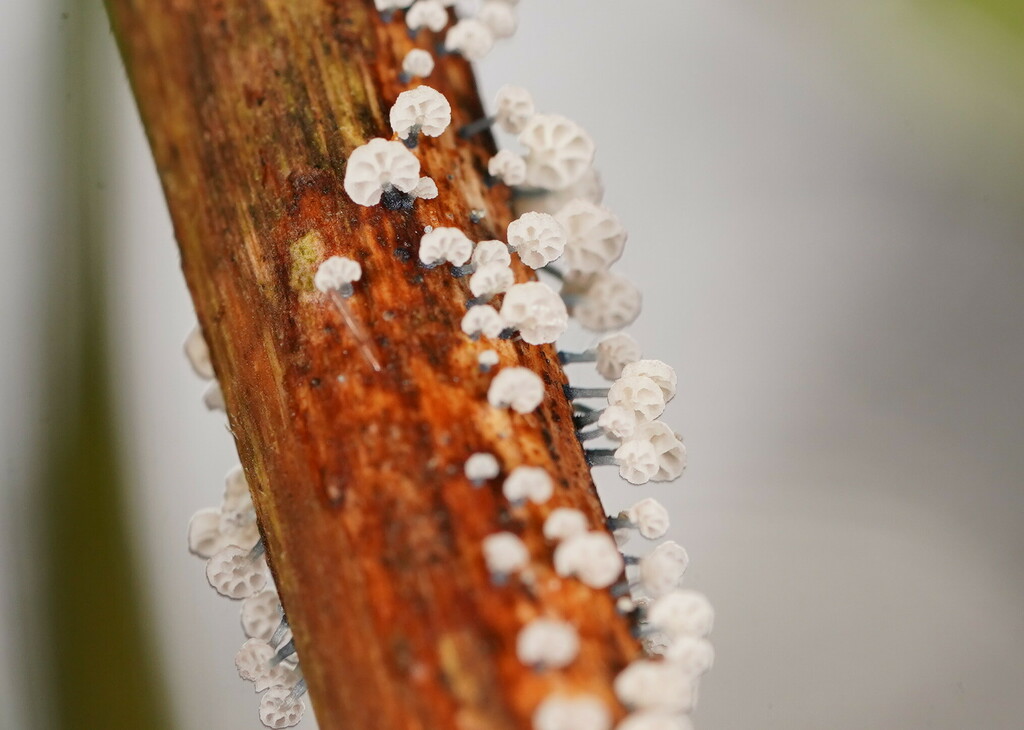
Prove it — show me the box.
[614,659,696,713]
[445,19,494,61]
[412,176,439,200]
[646,590,715,639]
[616,712,694,730]
[494,85,536,135]
[553,531,625,589]
[499,281,569,345]
[187,508,230,559]
[568,271,643,332]
[630,422,687,482]
[518,114,596,191]
[462,304,504,339]
[469,262,515,298]
[472,239,513,267]
[478,349,500,370]
[478,0,517,38]
[665,635,715,679]
[608,375,666,422]
[502,465,553,504]
[543,507,589,542]
[507,212,566,269]
[206,545,269,600]
[202,381,225,411]
[518,166,604,217]
[465,452,500,482]
[595,333,643,380]
[241,589,283,642]
[482,531,529,576]
[517,618,580,668]
[390,86,452,141]
[235,639,300,692]
[220,464,256,533]
[405,0,448,32]
[597,405,638,440]
[621,360,677,402]
[623,498,671,540]
[343,138,421,207]
[488,149,528,186]
[402,48,435,79]
[555,199,627,274]
[488,366,545,413]
[419,227,474,267]
[184,325,214,380]
[637,541,690,599]
[533,695,611,730]
[259,687,306,729]
[612,438,660,485]
[314,256,362,295]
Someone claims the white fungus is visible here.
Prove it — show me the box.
[516,618,580,668]
[469,262,515,298]
[518,167,604,217]
[555,199,627,274]
[488,150,528,186]
[419,227,474,267]
[665,635,715,679]
[646,590,715,639]
[622,360,677,402]
[375,0,411,9]
[533,695,611,730]
[184,325,215,380]
[567,271,643,332]
[607,375,667,422]
[390,86,452,140]
[487,366,545,413]
[187,508,233,558]
[630,422,687,482]
[259,687,306,729]
[543,507,589,542]
[499,281,569,344]
[462,304,505,339]
[614,659,696,713]
[235,639,300,692]
[507,212,566,269]
[597,405,638,440]
[405,0,448,32]
[402,48,435,79]
[518,114,596,191]
[502,465,554,504]
[553,531,625,589]
[478,349,500,369]
[412,176,439,200]
[477,0,518,39]
[465,452,500,482]
[220,465,256,533]
[445,19,494,61]
[493,85,536,135]
[472,239,513,267]
[314,256,362,294]
[482,531,529,576]
[612,438,660,485]
[637,541,690,599]
[206,545,268,600]
[623,498,671,540]
[343,138,421,207]
[595,333,643,380]
[241,589,283,642]
[203,381,226,411]
[616,713,694,730]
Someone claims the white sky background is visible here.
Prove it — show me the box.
[2,1,1023,729]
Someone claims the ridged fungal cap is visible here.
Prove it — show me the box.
[502,465,554,504]
[646,589,715,639]
[556,199,627,274]
[469,262,515,298]
[608,375,666,422]
[390,86,452,139]
[488,366,545,413]
[488,149,528,186]
[184,325,214,380]
[638,541,690,598]
[631,421,686,482]
[343,138,421,206]
[595,333,642,380]
[613,659,695,713]
[465,452,501,481]
[461,304,505,338]
[419,227,474,266]
[406,0,448,32]
[314,256,362,294]
[518,167,604,217]
[241,589,283,642]
[533,695,611,730]
[412,176,439,200]
[569,271,643,332]
[472,239,513,267]
[402,48,435,78]
[543,507,589,541]
[613,438,660,485]
[517,618,580,668]
[478,0,518,39]
[206,545,268,600]
[188,503,259,559]
[259,687,306,729]
[616,712,694,730]
[235,638,300,692]
[479,349,500,368]
[518,114,596,191]
[493,85,535,134]
[445,19,495,61]
[553,531,624,588]
[499,281,569,344]
[624,498,671,540]
[598,404,638,440]
[482,531,529,575]
[220,465,256,532]
[203,381,226,411]
[622,360,677,401]
[507,212,566,269]
[665,635,715,678]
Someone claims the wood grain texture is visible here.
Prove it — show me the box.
[105,1,642,728]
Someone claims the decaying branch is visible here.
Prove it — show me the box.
[106,1,642,728]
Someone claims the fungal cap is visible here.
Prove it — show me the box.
[479,349,500,367]
[184,325,214,380]
[203,381,225,411]
[517,618,580,668]
[613,659,696,713]
[472,239,513,267]
[555,198,628,274]
[630,421,687,482]
[598,405,638,440]
[206,545,268,600]
[235,638,300,692]
[646,589,715,639]
[488,150,528,186]
[494,84,536,135]
[402,48,435,78]
[543,507,589,542]
[639,541,690,598]
[616,712,695,730]
[502,465,554,504]
[241,589,283,641]
[507,212,566,269]
[482,531,529,575]
[553,531,624,588]
[469,262,515,298]
[533,694,611,730]
[413,176,439,200]
[518,114,596,191]
[259,687,306,729]
[343,138,421,206]
[624,498,670,540]
[595,333,642,380]
[445,19,495,61]
[478,0,518,39]
[567,271,643,332]
[607,375,667,422]
[664,635,715,678]
[419,227,474,266]
[405,0,448,32]
[465,452,501,482]
[462,304,505,339]
[390,85,452,139]
[314,256,362,294]
[621,359,677,401]
[612,438,660,485]
[487,366,545,413]
[499,281,569,345]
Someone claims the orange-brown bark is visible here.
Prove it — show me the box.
[105,1,642,728]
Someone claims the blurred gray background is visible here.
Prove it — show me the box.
[1,1,1022,728]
